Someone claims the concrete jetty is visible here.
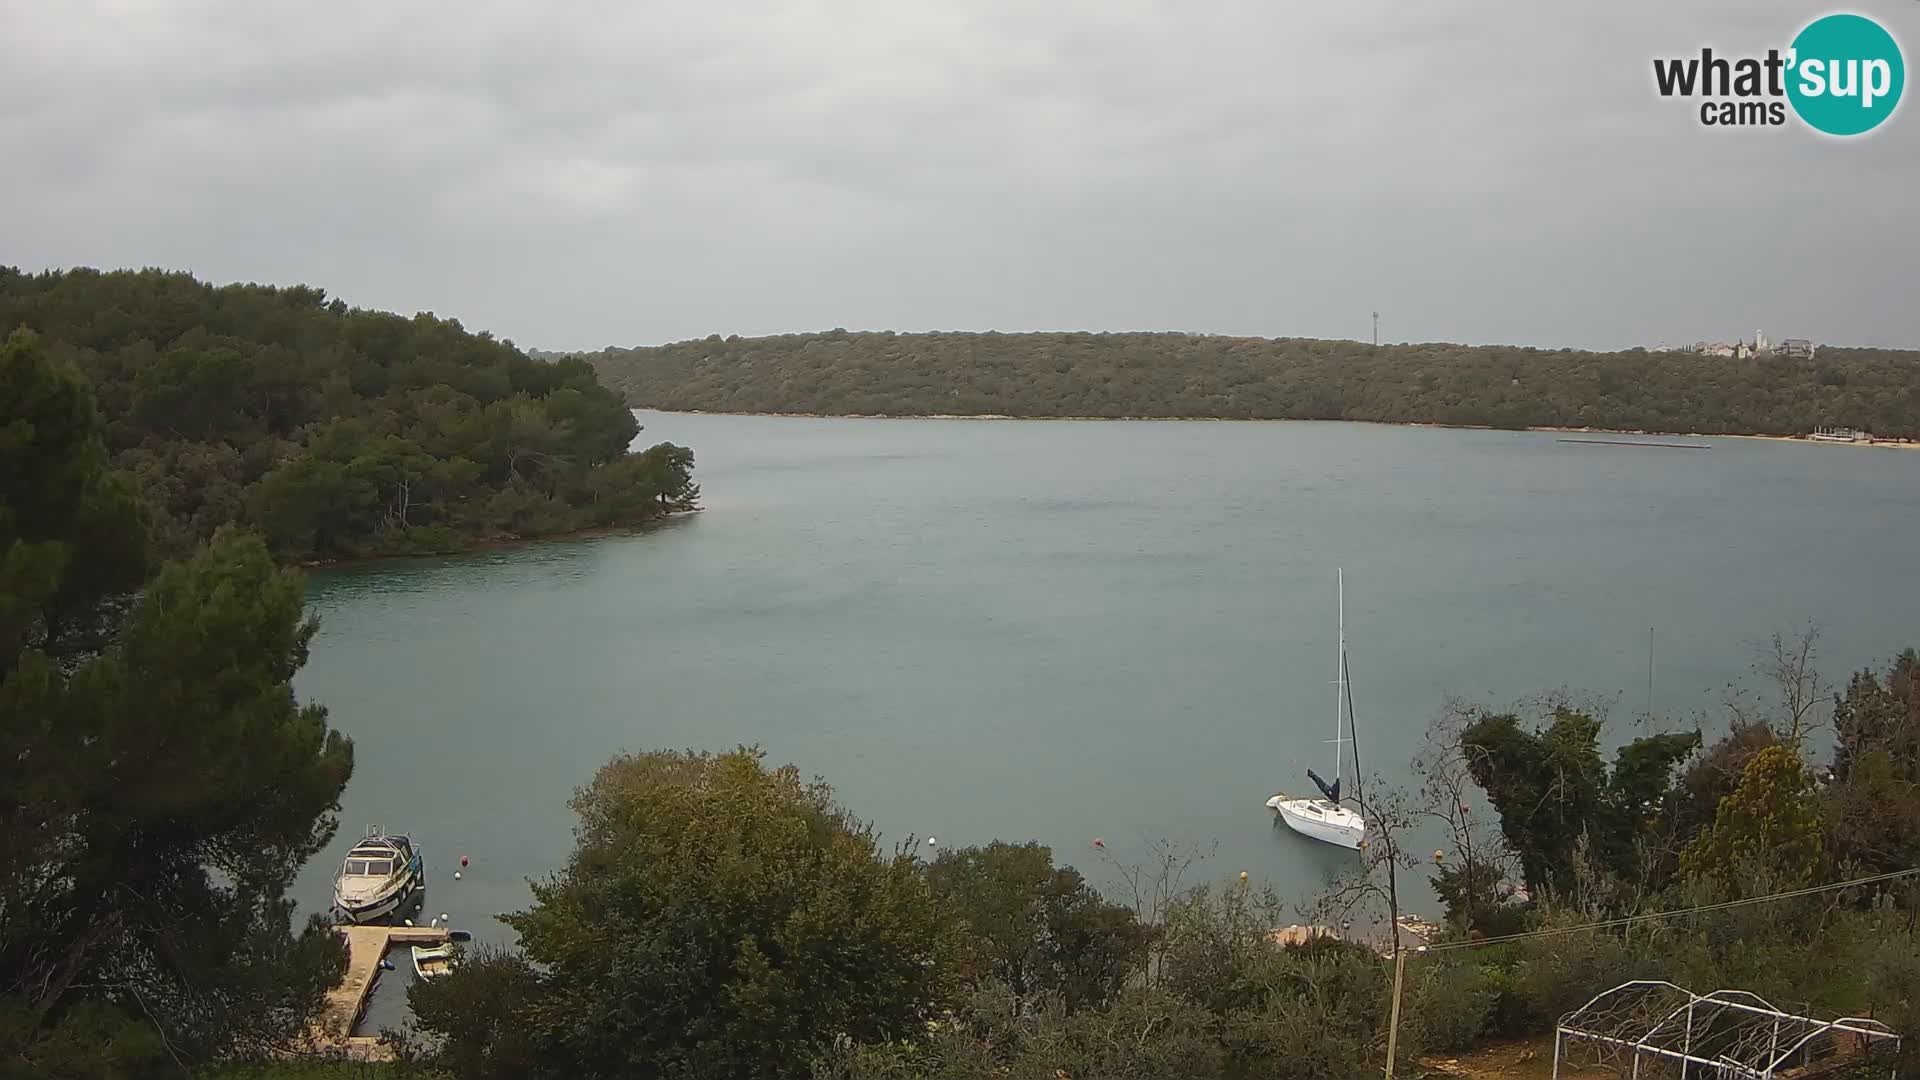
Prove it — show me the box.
[311,923,449,1058]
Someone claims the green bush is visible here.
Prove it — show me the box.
[818,983,1220,1080]
[1405,958,1497,1053]
[1476,919,1640,1035]
[414,749,958,1080]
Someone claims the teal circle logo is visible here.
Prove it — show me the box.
[1787,14,1904,135]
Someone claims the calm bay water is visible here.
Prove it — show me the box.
[294,413,1919,985]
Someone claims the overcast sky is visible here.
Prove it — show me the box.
[3,1,1915,351]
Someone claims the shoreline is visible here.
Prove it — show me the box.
[637,409,1918,448]
[295,508,701,570]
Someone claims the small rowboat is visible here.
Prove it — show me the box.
[410,930,471,980]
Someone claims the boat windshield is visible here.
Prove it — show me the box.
[345,859,393,876]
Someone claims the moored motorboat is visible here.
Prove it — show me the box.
[332,827,424,924]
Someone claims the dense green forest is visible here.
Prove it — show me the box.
[587,330,1920,438]
[0,268,697,563]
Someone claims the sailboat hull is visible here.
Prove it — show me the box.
[1268,795,1365,849]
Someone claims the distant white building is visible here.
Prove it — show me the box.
[1676,332,1810,359]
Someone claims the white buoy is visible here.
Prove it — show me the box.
[926,837,937,846]
[453,871,462,880]
[429,915,439,928]
[403,918,413,927]
[440,913,449,924]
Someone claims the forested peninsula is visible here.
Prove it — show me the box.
[586,331,1920,439]
[0,268,697,563]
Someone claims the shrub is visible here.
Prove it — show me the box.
[1406,957,1498,1053]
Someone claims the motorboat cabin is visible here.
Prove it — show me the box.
[332,828,423,924]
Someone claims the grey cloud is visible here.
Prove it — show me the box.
[2,0,1915,350]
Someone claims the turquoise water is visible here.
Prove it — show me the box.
[296,413,1920,969]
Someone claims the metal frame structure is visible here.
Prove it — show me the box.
[1554,979,1902,1079]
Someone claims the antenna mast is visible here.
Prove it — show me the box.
[1372,312,1379,347]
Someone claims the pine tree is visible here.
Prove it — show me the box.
[2,328,355,1075]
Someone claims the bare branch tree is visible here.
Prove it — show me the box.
[1722,622,1829,747]
[1095,837,1217,986]
[1767,622,1829,745]
[1300,778,1421,955]
[1413,699,1525,938]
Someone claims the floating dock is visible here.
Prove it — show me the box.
[312,924,449,1059]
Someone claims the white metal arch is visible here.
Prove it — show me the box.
[1554,979,1903,1079]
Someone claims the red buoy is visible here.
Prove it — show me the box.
[1091,838,1105,849]
[460,855,470,867]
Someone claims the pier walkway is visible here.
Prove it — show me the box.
[311,924,448,1059]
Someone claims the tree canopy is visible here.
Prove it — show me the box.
[1825,650,1920,875]
[0,268,698,563]
[1,330,353,1075]
[1677,745,1826,891]
[586,330,1920,438]
[1458,706,1699,900]
[924,840,1145,1012]
[411,747,959,1080]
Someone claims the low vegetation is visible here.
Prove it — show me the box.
[375,627,1920,1079]
[353,631,1920,1079]
[586,330,1920,438]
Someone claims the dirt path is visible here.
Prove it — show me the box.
[1421,1037,1613,1080]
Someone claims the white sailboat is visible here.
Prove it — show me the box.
[1265,570,1368,850]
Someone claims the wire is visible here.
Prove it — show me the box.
[1418,866,1920,954]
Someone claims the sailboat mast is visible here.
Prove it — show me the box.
[1334,568,1346,785]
